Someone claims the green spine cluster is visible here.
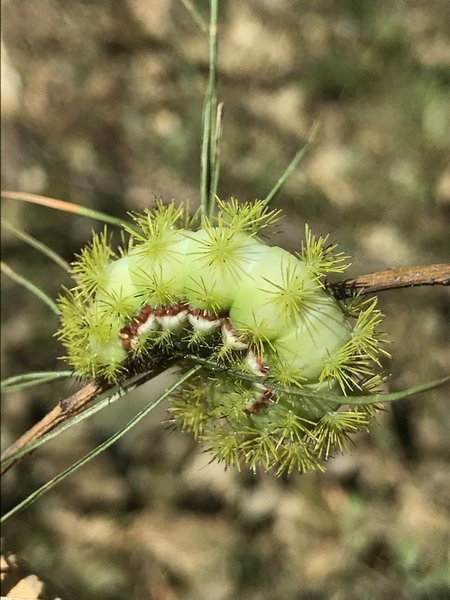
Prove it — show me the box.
[58,199,388,474]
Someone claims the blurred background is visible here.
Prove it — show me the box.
[1,1,449,599]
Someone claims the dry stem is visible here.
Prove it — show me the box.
[328,263,450,298]
[1,381,109,476]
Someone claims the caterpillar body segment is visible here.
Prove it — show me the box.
[58,199,387,474]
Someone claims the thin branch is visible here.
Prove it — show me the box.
[1,381,107,475]
[329,263,450,299]
[0,362,178,475]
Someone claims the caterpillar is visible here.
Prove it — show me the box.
[58,198,388,475]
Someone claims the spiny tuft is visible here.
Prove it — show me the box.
[132,267,177,307]
[71,229,114,297]
[299,223,350,279]
[313,410,370,458]
[191,219,257,279]
[216,197,282,235]
[261,262,322,322]
[127,200,185,259]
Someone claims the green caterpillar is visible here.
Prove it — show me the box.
[58,199,387,474]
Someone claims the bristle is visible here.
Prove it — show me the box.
[276,441,325,476]
[187,224,260,281]
[131,266,177,307]
[216,197,282,235]
[299,223,350,279]
[201,429,243,470]
[261,261,322,323]
[70,229,114,296]
[312,410,370,459]
[127,201,186,260]
[183,276,223,314]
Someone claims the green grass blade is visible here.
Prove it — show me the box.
[263,122,318,207]
[0,367,172,468]
[1,261,60,315]
[200,0,219,220]
[200,86,213,218]
[1,191,127,227]
[338,376,450,406]
[2,218,70,272]
[180,0,208,35]
[207,0,219,217]
[210,101,223,205]
[185,355,449,406]
[1,371,74,393]
[0,365,202,523]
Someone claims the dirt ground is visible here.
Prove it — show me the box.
[1,1,450,599]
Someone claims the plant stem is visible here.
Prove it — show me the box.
[1,381,106,475]
[200,0,219,220]
[329,264,450,298]
[0,362,178,475]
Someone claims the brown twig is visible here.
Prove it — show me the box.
[328,263,450,299]
[0,361,177,475]
[2,263,449,475]
[1,381,109,476]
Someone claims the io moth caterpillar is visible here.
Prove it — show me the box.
[58,199,387,474]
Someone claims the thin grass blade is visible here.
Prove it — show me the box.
[0,365,202,523]
[263,121,319,206]
[210,101,223,204]
[0,366,175,468]
[1,261,60,315]
[200,88,213,218]
[1,371,74,393]
[2,218,70,272]
[200,0,219,220]
[180,0,208,34]
[1,191,127,227]
[186,355,449,406]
